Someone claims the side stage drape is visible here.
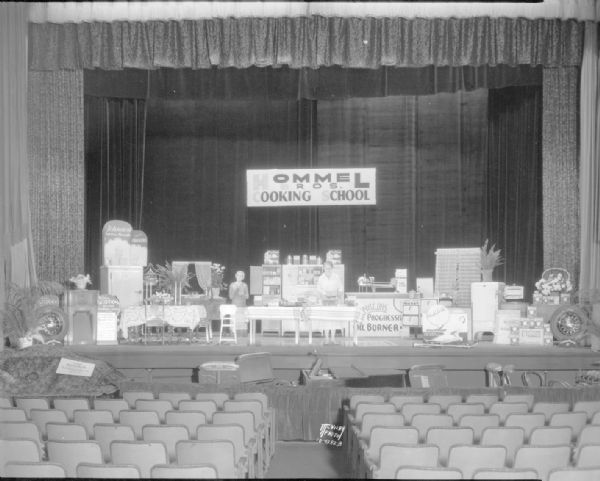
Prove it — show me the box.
[1,4,36,330]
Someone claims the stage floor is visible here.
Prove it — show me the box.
[70,335,600,388]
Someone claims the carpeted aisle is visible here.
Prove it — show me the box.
[266,441,352,479]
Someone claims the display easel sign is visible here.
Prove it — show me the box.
[130,230,148,266]
[102,220,132,266]
[96,295,120,345]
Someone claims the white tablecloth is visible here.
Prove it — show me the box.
[120,305,208,339]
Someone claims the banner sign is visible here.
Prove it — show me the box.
[247,168,376,207]
[355,297,410,337]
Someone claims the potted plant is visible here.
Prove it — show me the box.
[154,262,192,304]
[1,281,65,348]
[480,239,503,282]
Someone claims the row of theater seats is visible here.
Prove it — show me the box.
[0,391,275,478]
[342,393,600,480]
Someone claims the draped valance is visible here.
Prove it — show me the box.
[29,16,584,71]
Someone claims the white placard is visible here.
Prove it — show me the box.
[96,311,119,345]
[247,168,376,207]
[56,358,95,377]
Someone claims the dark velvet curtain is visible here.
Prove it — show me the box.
[84,96,147,284]
[487,86,544,300]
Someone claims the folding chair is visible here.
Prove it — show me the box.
[135,399,173,423]
[233,392,276,459]
[472,467,540,479]
[529,426,572,446]
[15,398,49,418]
[388,394,425,410]
[502,393,535,410]
[349,413,405,473]
[400,402,442,424]
[549,411,588,442]
[504,413,545,442]
[465,393,499,412]
[0,438,41,476]
[575,425,600,457]
[73,409,113,438]
[0,407,26,422]
[142,424,189,463]
[532,402,570,423]
[4,461,67,478]
[178,400,218,422]
[29,408,68,439]
[357,426,419,478]
[53,398,90,422]
[219,304,238,344]
[426,426,474,466]
[164,410,207,438]
[447,444,507,479]
[458,414,500,443]
[176,440,245,479]
[224,398,273,462]
[212,410,263,475]
[489,402,529,424]
[150,464,218,479]
[395,466,463,479]
[572,400,600,422]
[428,394,463,412]
[77,462,141,478]
[196,423,254,477]
[447,402,486,423]
[513,444,571,481]
[410,413,454,442]
[480,426,525,467]
[370,443,439,479]
[158,391,191,408]
[548,467,600,481]
[93,398,129,422]
[46,440,103,478]
[110,440,168,478]
[93,423,135,463]
[119,410,161,440]
[575,444,600,468]
[194,392,230,408]
[122,391,154,409]
[0,421,44,452]
[0,397,12,408]
[46,422,88,441]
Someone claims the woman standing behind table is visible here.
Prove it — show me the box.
[228,270,249,336]
[317,261,343,305]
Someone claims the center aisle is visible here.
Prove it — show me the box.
[266,441,352,479]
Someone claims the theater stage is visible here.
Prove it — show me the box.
[70,337,600,388]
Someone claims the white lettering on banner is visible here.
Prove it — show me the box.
[354,297,409,338]
[247,168,376,207]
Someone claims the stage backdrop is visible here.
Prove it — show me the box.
[84,67,543,295]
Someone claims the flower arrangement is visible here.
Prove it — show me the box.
[480,239,504,270]
[154,262,193,292]
[70,274,91,290]
[211,263,227,289]
[0,281,65,347]
[535,268,573,296]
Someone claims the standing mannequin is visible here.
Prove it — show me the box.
[228,270,249,335]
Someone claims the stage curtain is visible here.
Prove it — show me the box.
[487,86,544,300]
[28,17,583,71]
[579,22,600,294]
[84,96,147,283]
[28,71,85,284]
[1,3,36,323]
[133,97,315,279]
[542,67,580,287]
[83,65,541,100]
[316,91,488,288]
